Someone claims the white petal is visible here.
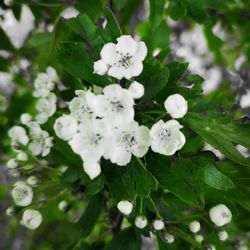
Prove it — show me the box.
[133,41,148,61]
[153,219,164,230]
[100,43,120,65]
[21,209,42,230]
[116,35,137,55]
[128,81,145,99]
[117,200,133,215]
[28,141,42,156]
[93,59,109,75]
[83,160,101,179]
[110,147,132,166]
[135,216,148,229]
[124,62,143,79]
[91,95,107,117]
[108,65,125,80]
[175,131,186,151]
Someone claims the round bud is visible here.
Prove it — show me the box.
[93,60,108,75]
[128,81,145,99]
[218,230,228,241]
[209,204,232,227]
[153,219,164,231]
[135,216,147,229]
[117,200,133,215]
[189,220,201,233]
[164,232,175,243]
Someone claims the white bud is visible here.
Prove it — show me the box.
[209,204,232,227]
[208,245,216,250]
[128,81,145,99]
[17,152,28,161]
[218,230,228,241]
[164,232,175,243]
[27,176,38,186]
[6,207,15,216]
[59,165,68,173]
[153,219,164,231]
[11,181,33,207]
[7,158,18,169]
[21,209,42,230]
[195,234,204,243]
[20,113,32,125]
[164,94,188,119]
[93,60,108,75]
[135,216,147,229]
[189,220,201,233]
[58,200,68,211]
[117,200,133,215]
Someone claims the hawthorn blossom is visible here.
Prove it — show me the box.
[7,158,18,168]
[164,233,175,243]
[33,67,58,98]
[68,90,96,122]
[17,151,28,161]
[8,126,29,147]
[35,93,57,124]
[20,113,32,125]
[92,84,134,128]
[218,230,228,241]
[11,181,33,207]
[104,120,151,166]
[94,35,147,80]
[209,204,232,227]
[117,200,133,215]
[150,120,186,155]
[128,81,145,99]
[21,209,42,230]
[135,216,148,229]
[54,114,78,141]
[153,219,164,231]
[189,220,201,233]
[164,94,188,119]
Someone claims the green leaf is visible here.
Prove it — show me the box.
[0,27,15,51]
[168,0,187,20]
[183,112,250,167]
[57,42,110,87]
[149,0,166,28]
[104,227,141,250]
[138,59,169,100]
[77,195,102,238]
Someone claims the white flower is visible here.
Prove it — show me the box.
[209,204,232,227]
[17,151,28,161]
[104,120,151,166]
[33,67,58,97]
[117,200,133,215]
[28,128,53,157]
[164,232,175,243]
[27,176,38,186]
[218,230,228,241]
[20,113,32,125]
[135,216,148,229]
[54,115,78,141]
[164,94,188,119]
[68,90,96,122]
[11,181,33,207]
[21,209,42,230]
[58,200,68,211]
[94,35,147,80]
[8,126,29,146]
[35,93,57,124]
[150,120,186,155]
[92,84,134,128]
[208,245,216,250]
[6,206,15,216]
[195,234,204,243]
[153,219,164,231]
[7,158,18,169]
[238,246,249,250]
[69,120,111,179]
[93,59,109,75]
[189,220,201,233]
[128,81,145,99]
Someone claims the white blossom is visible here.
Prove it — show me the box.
[218,230,228,241]
[128,81,145,99]
[135,216,148,229]
[164,232,175,243]
[8,126,29,146]
[153,219,164,231]
[93,59,109,75]
[7,158,18,169]
[6,206,15,216]
[20,113,32,125]
[33,67,58,97]
[17,151,28,161]
[92,84,134,128]
[164,94,188,119]
[68,90,96,122]
[117,200,133,215]
[150,119,186,155]
[27,176,38,186]
[21,209,42,230]
[94,35,147,80]
[35,93,57,124]
[209,204,232,227]
[58,200,68,211]
[54,114,78,141]
[195,234,204,243]
[189,220,201,233]
[104,120,151,166]
[11,181,33,207]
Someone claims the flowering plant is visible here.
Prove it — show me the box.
[1,1,250,250]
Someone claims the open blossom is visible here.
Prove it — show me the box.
[104,120,151,166]
[117,200,133,215]
[11,181,33,207]
[94,35,147,80]
[54,114,78,141]
[209,204,232,227]
[68,90,96,122]
[92,84,134,128]
[21,209,42,230]
[69,120,111,179]
[35,93,57,124]
[8,126,29,146]
[164,94,188,119]
[33,67,58,98]
[150,120,186,156]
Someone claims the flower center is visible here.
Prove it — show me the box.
[89,133,103,146]
[159,129,171,141]
[110,100,124,112]
[120,132,137,150]
[117,53,133,68]
[221,211,229,219]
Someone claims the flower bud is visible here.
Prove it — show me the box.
[17,152,28,161]
[11,181,33,207]
[27,176,38,186]
[6,207,15,216]
[21,209,42,230]
[93,60,108,75]
[218,230,228,241]
[164,232,175,243]
[135,216,147,229]
[7,158,18,169]
[117,200,133,215]
[209,204,232,227]
[153,219,164,231]
[20,113,32,125]
[189,220,201,233]
[128,81,144,99]
[195,234,204,243]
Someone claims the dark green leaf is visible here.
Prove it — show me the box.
[168,0,187,20]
